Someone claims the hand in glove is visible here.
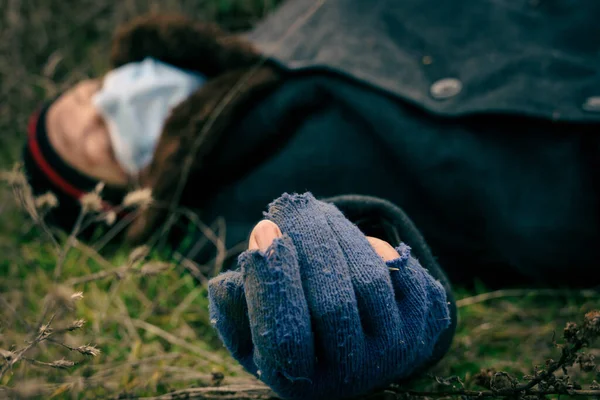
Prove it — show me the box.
[208,193,451,400]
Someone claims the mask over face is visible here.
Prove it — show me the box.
[93,58,206,176]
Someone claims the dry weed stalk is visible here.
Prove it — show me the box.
[1,172,227,394]
[66,245,172,286]
[2,167,61,250]
[0,294,101,382]
[0,172,150,392]
[102,311,600,400]
[393,310,600,399]
[53,183,105,279]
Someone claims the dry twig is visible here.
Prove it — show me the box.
[102,311,600,400]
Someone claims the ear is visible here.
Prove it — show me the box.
[124,66,282,245]
[111,13,262,77]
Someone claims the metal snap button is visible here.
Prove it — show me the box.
[430,78,462,100]
[582,96,600,112]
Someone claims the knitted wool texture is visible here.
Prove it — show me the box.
[208,193,450,400]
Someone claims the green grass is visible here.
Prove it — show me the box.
[3,197,598,399]
[1,1,599,398]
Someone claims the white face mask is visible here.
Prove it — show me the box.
[92,58,206,176]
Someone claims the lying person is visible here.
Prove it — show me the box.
[22,0,600,398]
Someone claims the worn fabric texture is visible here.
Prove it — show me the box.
[249,0,600,122]
[208,193,451,400]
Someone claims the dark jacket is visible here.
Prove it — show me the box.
[249,0,600,121]
[195,72,600,285]
[190,0,600,285]
[24,1,600,286]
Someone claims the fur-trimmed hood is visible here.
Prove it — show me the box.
[114,14,284,243]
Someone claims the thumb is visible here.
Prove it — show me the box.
[248,220,282,252]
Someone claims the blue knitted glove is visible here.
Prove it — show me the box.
[208,193,451,400]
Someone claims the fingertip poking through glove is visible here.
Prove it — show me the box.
[208,192,452,400]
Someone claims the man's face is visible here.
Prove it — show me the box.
[45,79,129,186]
